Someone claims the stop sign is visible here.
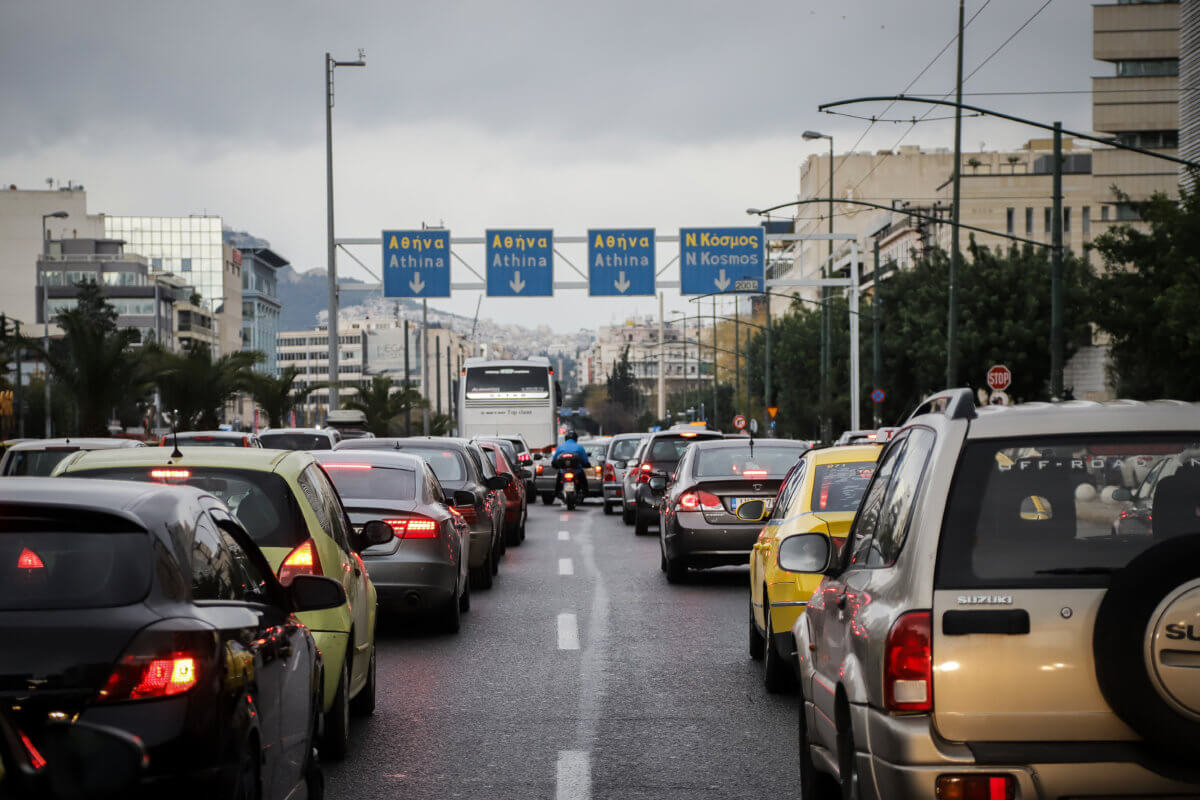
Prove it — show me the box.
[987,365,1012,391]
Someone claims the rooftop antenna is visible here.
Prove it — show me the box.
[168,410,183,459]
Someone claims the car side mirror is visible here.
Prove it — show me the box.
[735,499,767,521]
[649,476,667,491]
[358,519,394,550]
[1111,488,1133,502]
[612,460,626,470]
[533,453,544,461]
[777,533,832,574]
[36,720,147,800]
[288,574,347,612]
[453,489,476,506]
[486,474,510,491]
[519,468,533,480]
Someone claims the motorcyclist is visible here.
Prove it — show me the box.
[551,431,591,468]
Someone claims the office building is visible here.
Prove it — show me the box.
[223,229,286,374]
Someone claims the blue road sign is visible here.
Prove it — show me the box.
[588,228,655,296]
[871,388,886,404]
[486,229,553,297]
[679,227,764,295]
[383,229,451,298]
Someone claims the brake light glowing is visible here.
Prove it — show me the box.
[603,462,616,482]
[19,731,46,771]
[678,490,722,511]
[680,432,698,438]
[17,547,44,570]
[384,517,439,539]
[536,464,544,475]
[744,470,768,477]
[640,463,652,471]
[518,453,531,464]
[819,479,830,510]
[884,611,933,712]
[323,463,373,470]
[130,657,197,698]
[150,469,191,480]
[563,472,575,480]
[278,539,322,585]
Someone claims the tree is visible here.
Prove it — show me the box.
[1089,187,1200,399]
[606,346,643,412]
[149,344,263,429]
[344,376,426,435]
[428,412,456,436]
[247,366,317,428]
[27,281,150,435]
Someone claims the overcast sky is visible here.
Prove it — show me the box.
[1,0,1095,332]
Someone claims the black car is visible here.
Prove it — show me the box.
[658,438,809,581]
[0,478,358,800]
[335,437,510,590]
[630,428,724,536]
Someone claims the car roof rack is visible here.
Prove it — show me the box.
[907,388,977,422]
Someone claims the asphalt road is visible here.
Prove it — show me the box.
[325,497,799,799]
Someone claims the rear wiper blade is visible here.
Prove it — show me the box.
[1033,567,1115,575]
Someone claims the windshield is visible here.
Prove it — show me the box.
[76,467,306,548]
[465,366,550,399]
[694,444,805,478]
[260,433,332,451]
[811,462,878,512]
[937,436,1200,589]
[322,464,417,501]
[2,450,75,476]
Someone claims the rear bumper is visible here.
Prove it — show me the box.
[603,483,622,502]
[662,512,759,566]
[849,706,1200,800]
[535,474,556,493]
[365,556,458,610]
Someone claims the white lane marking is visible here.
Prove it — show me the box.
[556,750,591,800]
[557,612,580,650]
[558,530,570,541]
[559,557,574,576]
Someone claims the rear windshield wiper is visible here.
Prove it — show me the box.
[1033,567,1115,575]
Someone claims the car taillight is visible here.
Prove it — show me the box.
[278,539,322,585]
[744,469,768,478]
[17,547,44,570]
[678,490,722,511]
[97,622,214,703]
[518,453,531,464]
[19,730,46,771]
[884,611,932,712]
[384,517,439,539]
[603,462,616,482]
[563,471,575,480]
[818,478,830,510]
[536,464,544,475]
[935,775,1015,800]
[638,463,653,483]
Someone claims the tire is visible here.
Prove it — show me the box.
[305,743,324,800]
[566,493,577,511]
[349,644,376,716]
[231,736,261,800]
[660,547,668,573]
[518,508,526,542]
[634,512,649,537]
[541,493,555,506]
[622,504,635,525]
[798,686,840,800]
[603,501,614,515]
[441,586,462,634]
[749,603,765,661]
[664,553,687,584]
[471,550,493,590]
[838,712,861,800]
[505,520,520,547]
[763,600,795,693]
[459,579,471,612]
[321,659,350,761]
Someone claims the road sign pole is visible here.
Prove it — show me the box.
[712,297,718,425]
[873,240,882,428]
[422,299,430,435]
[849,240,861,431]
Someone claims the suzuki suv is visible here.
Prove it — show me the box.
[792,390,1200,799]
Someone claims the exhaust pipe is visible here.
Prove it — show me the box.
[403,591,422,607]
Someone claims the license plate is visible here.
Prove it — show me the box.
[564,483,576,494]
[728,497,773,512]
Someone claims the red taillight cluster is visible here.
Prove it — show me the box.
[97,623,211,703]
[743,469,768,478]
[278,539,322,585]
[884,611,933,712]
[638,463,652,483]
[384,517,439,539]
[17,547,44,570]
[678,490,722,511]
[935,775,1014,800]
[536,464,544,475]
[603,462,616,483]
[518,453,531,464]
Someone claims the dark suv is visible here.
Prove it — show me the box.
[630,428,723,536]
[335,437,510,589]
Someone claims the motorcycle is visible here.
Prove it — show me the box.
[552,453,588,511]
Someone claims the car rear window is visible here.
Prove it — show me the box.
[322,464,416,500]
[608,438,642,462]
[260,433,332,451]
[75,467,306,549]
[649,435,718,462]
[0,512,151,610]
[937,436,1200,589]
[695,444,806,477]
[395,448,466,482]
[811,462,878,512]
[3,450,76,476]
[176,436,242,447]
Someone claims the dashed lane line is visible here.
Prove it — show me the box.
[557,612,580,650]
[559,557,574,576]
[555,750,591,800]
[558,530,570,541]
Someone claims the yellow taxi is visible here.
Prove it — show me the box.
[748,443,882,692]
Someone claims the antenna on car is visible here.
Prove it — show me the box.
[169,410,182,459]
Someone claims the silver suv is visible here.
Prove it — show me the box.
[789,389,1200,799]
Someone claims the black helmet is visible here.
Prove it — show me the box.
[565,430,577,441]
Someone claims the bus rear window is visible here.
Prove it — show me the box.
[466,367,549,398]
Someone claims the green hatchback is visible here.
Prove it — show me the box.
[55,446,388,760]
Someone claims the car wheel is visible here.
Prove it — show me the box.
[566,493,577,511]
[634,513,649,537]
[748,603,765,661]
[660,547,667,573]
[518,507,526,542]
[321,659,351,761]
[763,601,795,693]
[838,715,861,800]
[504,520,520,547]
[441,586,462,634]
[459,578,471,612]
[470,561,493,590]
[490,532,501,575]
[603,500,614,515]
[304,742,324,800]
[622,504,635,525]
[349,644,376,716]
[798,686,840,800]
[542,493,555,506]
[231,736,261,800]
[664,554,686,584]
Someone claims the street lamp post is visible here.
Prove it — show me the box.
[41,210,68,438]
[802,130,833,440]
[325,49,366,413]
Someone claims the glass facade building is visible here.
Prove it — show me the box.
[103,216,224,304]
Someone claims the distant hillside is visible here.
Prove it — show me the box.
[277,266,385,330]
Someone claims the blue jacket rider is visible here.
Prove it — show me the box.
[551,432,591,468]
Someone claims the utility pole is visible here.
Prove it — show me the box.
[696,307,703,419]
[422,299,430,435]
[324,50,365,412]
[1051,121,1064,398]
[13,321,22,438]
[873,240,882,428]
[403,318,411,436]
[764,295,772,435]
[657,292,665,421]
[947,0,965,388]
[711,297,718,425]
[734,299,741,414]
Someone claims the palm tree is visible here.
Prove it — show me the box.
[428,412,456,436]
[344,376,426,435]
[149,344,263,429]
[247,366,317,428]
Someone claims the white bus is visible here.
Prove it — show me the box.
[459,357,559,451]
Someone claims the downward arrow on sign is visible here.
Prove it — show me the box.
[409,272,425,294]
[509,271,526,293]
[614,271,631,293]
[714,269,730,291]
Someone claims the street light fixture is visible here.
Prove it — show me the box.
[41,210,68,437]
[325,50,366,412]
